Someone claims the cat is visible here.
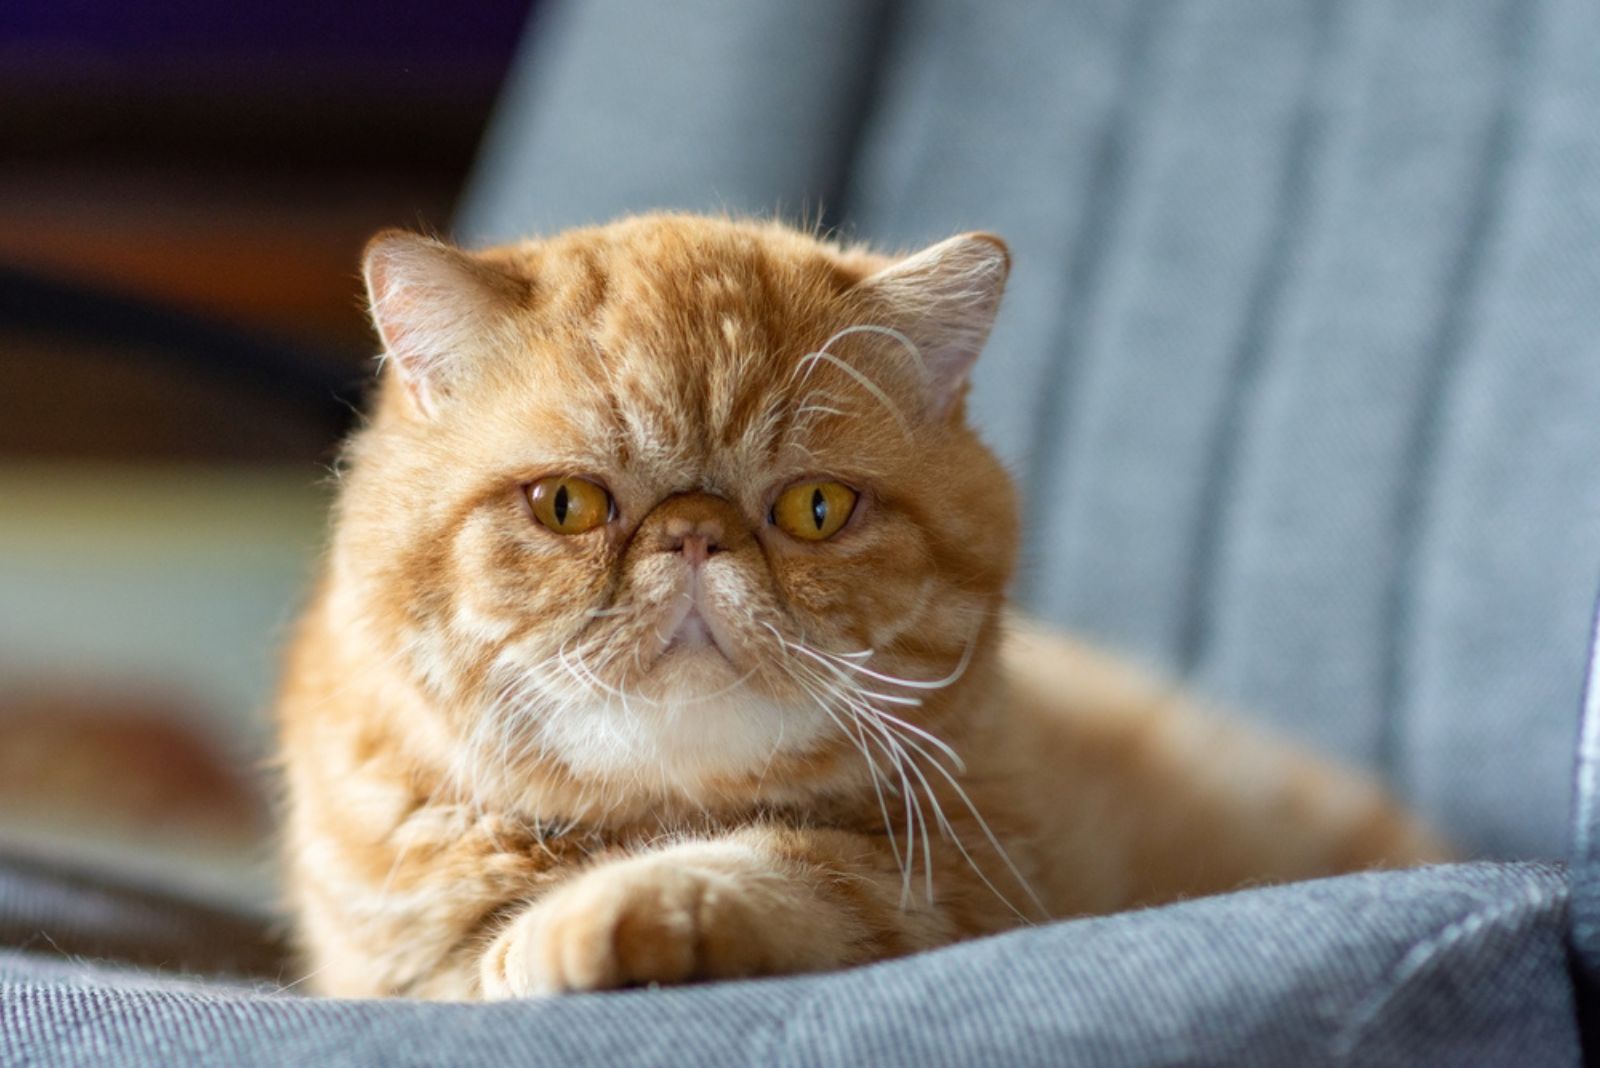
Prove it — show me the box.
[276,213,1444,999]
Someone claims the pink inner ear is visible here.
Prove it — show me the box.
[362,235,496,416]
[371,276,439,375]
[367,262,443,413]
[857,233,1011,419]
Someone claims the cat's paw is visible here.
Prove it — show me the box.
[480,844,783,998]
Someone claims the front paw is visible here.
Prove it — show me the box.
[481,846,780,998]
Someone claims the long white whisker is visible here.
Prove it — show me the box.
[853,688,924,708]
[765,622,918,899]
[843,702,933,905]
[875,715,1049,922]
[860,707,967,774]
[880,720,932,905]
[774,627,941,905]
[766,622,1042,917]
[795,403,849,419]
[817,637,979,691]
[789,323,926,383]
[785,643,968,771]
[793,351,910,436]
[821,686,909,888]
[852,707,1013,917]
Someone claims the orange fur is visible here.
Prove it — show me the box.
[276,214,1444,1000]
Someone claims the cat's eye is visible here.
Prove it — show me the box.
[527,476,613,535]
[771,480,858,541]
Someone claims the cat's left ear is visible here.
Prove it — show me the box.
[362,230,520,417]
[854,233,1010,419]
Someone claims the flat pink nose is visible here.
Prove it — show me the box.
[636,492,749,567]
[662,516,723,565]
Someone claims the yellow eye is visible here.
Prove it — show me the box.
[527,476,612,535]
[771,480,857,541]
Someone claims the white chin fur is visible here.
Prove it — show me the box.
[523,648,832,786]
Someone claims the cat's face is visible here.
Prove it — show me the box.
[337,216,1017,796]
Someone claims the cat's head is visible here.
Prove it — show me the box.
[335,214,1017,800]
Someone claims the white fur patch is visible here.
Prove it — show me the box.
[492,645,831,787]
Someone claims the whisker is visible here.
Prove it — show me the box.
[769,622,1043,919]
[765,622,916,898]
[813,638,979,692]
[811,679,908,883]
[873,714,1049,922]
[784,643,968,771]
[793,351,910,436]
[789,323,927,384]
[841,702,933,906]
[795,403,850,419]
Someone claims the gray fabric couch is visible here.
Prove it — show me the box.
[0,856,1580,1065]
[5,0,1600,1063]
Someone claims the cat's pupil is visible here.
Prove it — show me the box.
[554,484,569,525]
[811,488,826,530]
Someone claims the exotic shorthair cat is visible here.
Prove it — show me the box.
[277,214,1442,999]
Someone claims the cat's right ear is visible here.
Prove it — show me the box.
[362,230,518,417]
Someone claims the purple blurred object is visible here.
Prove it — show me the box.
[1,0,534,94]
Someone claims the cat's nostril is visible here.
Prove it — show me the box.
[676,532,718,565]
[655,499,735,559]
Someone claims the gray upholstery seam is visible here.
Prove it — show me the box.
[1375,0,1536,796]
[1327,877,1563,1062]
[863,0,962,241]
[819,0,901,231]
[1016,0,1167,560]
[1174,0,1340,674]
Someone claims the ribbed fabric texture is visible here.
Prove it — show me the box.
[463,0,1600,860]
[0,859,1577,1067]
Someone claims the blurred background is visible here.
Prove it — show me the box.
[3,0,1599,903]
[0,0,534,897]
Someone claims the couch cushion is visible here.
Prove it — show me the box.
[0,852,284,983]
[0,857,1575,1067]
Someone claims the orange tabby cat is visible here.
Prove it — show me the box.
[277,214,1442,999]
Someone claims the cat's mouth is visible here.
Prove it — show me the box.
[623,596,748,705]
[664,607,716,652]
[654,582,737,667]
